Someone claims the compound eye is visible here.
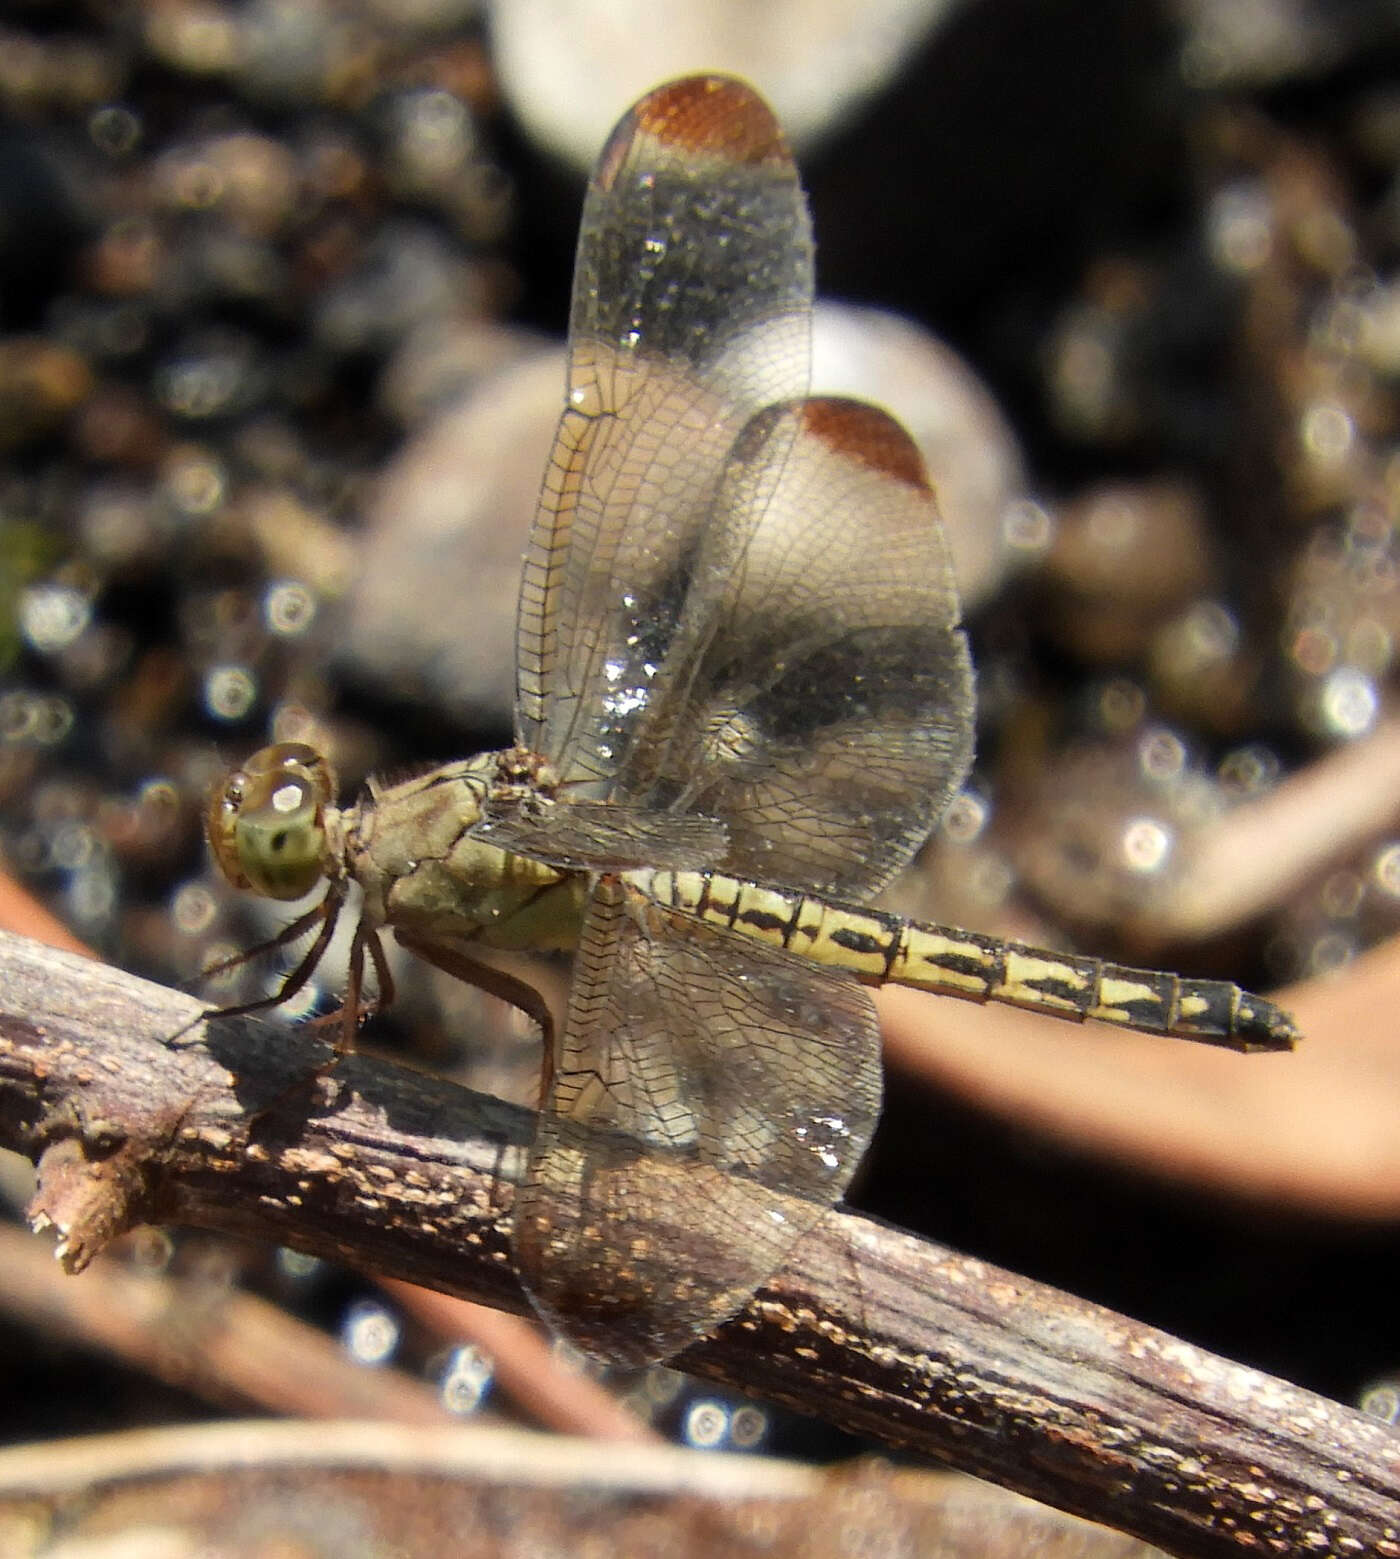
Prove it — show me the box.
[207,742,338,901]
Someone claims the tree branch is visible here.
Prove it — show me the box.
[0,1418,1176,1557]
[0,929,1395,1558]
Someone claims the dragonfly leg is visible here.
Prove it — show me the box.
[194,888,345,1031]
[196,895,332,989]
[361,924,395,1037]
[290,920,394,1067]
[394,930,556,1088]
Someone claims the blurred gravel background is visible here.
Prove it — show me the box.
[3,0,1400,1453]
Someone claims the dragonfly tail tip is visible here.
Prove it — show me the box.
[1237,996,1300,1053]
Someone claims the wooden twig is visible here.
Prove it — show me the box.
[0,1418,1171,1558]
[0,929,1396,1558]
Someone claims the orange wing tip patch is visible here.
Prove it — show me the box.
[800,398,932,492]
[633,75,788,164]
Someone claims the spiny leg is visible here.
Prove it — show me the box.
[293,919,396,1073]
[177,889,345,1048]
[394,929,557,1101]
[183,888,369,1120]
[362,924,395,1045]
[229,901,391,1115]
[196,895,331,995]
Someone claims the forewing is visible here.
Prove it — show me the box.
[613,397,975,898]
[515,76,814,792]
[513,876,882,1365]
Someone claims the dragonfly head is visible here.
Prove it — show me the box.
[207,742,339,901]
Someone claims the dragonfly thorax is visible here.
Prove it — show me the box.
[207,741,342,902]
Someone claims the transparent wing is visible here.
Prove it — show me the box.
[508,78,968,1366]
[514,876,883,1366]
[609,397,973,897]
[515,75,814,792]
[499,396,973,897]
[511,77,972,899]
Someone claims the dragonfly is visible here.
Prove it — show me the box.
[207,74,1297,1367]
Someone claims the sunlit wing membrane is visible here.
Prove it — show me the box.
[515,76,814,791]
[470,795,728,873]
[514,875,883,1364]
[611,396,974,898]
